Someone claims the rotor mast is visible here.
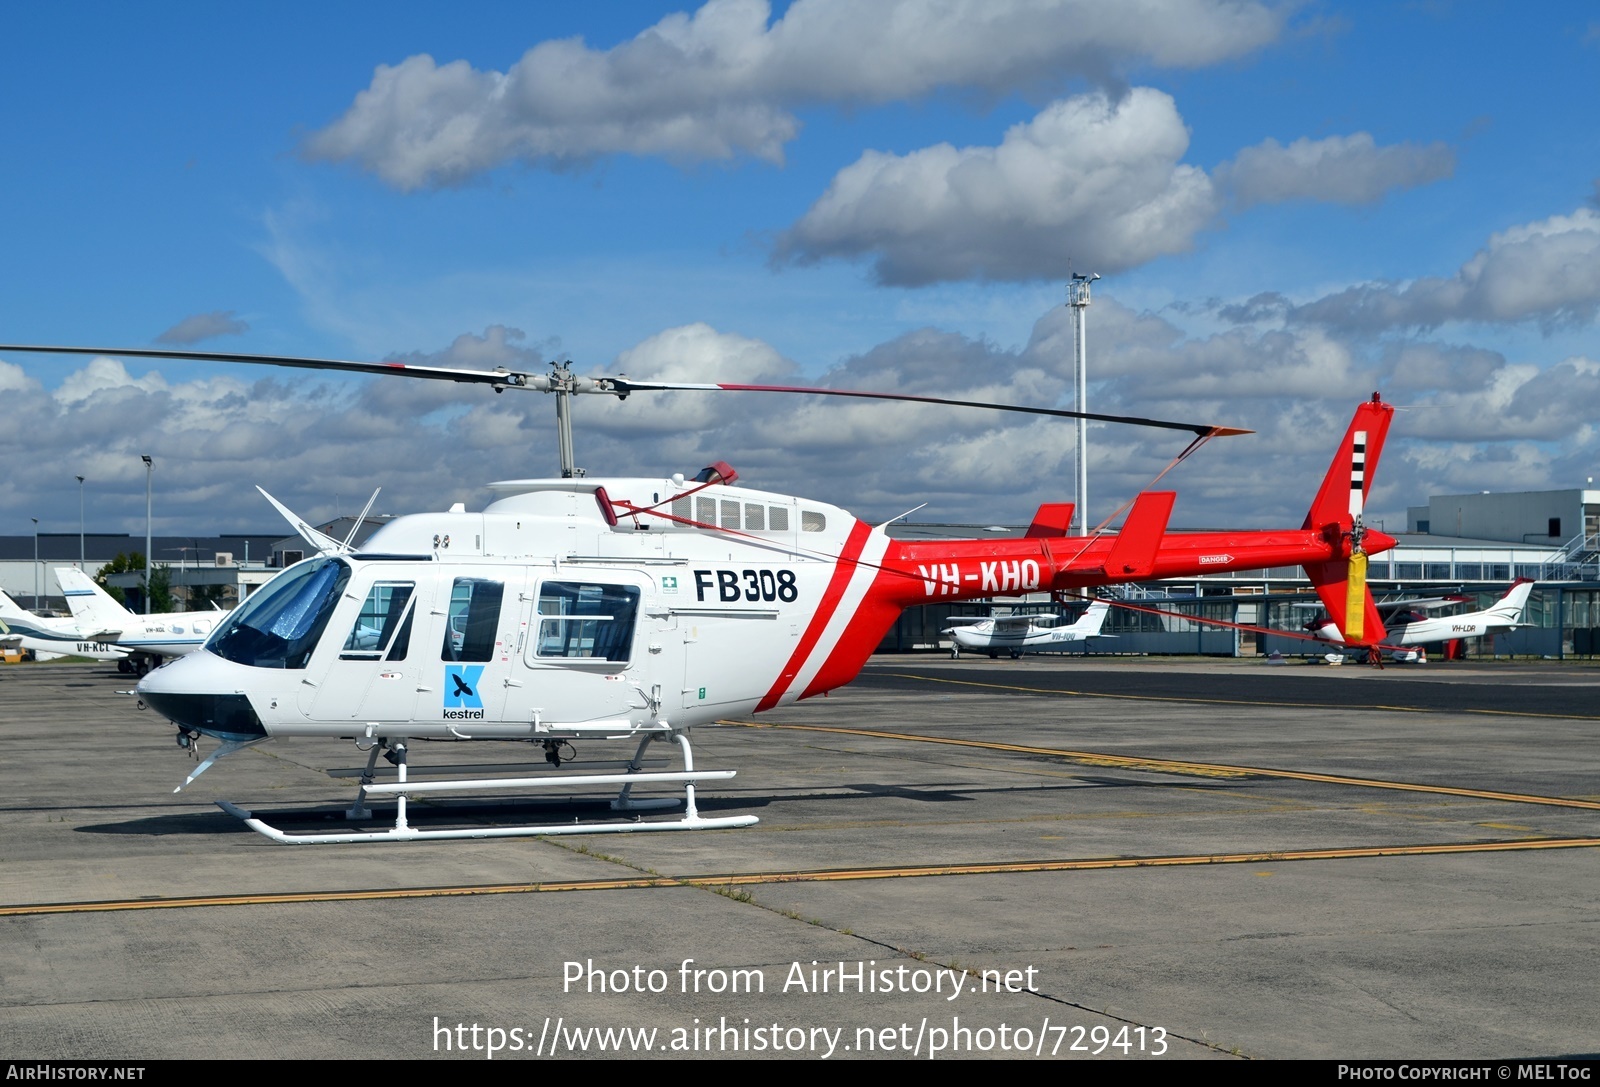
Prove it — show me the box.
[549,362,584,478]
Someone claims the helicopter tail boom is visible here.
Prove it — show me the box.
[777,397,1400,696]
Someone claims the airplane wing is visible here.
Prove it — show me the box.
[1404,596,1474,612]
[990,615,1057,630]
[1295,594,1464,614]
[942,614,1058,629]
[1369,595,1465,611]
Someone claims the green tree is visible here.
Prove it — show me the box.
[94,552,146,606]
[92,553,173,612]
[148,565,173,613]
[190,583,230,610]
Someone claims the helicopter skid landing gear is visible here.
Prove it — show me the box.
[217,727,758,844]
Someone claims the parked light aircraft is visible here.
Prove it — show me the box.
[1,343,1399,843]
[943,599,1112,658]
[55,567,228,673]
[0,589,128,662]
[1306,578,1535,660]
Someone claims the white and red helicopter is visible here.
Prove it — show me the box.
[3,345,1398,843]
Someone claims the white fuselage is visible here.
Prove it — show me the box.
[0,594,128,661]
[947,621,1091,652]
[1311,580,1534,652]
[945,601,1110,655]
[56,567,226,658]
[138,476,882,742]
[88,612,223,657]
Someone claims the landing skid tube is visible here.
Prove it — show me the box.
[217,731,758,844]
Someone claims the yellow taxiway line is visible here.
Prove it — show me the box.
[7,681,1596,919]
[5,836,1598,918]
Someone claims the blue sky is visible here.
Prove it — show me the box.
[3,1,1597,540]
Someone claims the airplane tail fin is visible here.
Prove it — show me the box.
[54,566,131,628]
[0,590,37,620]
[1487,578,1536,622]
[1072,599,1112,638]
[1301,395,1396,646]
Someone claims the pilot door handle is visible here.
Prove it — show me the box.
[504,678,524,689]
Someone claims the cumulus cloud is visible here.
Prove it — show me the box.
[1216,132,1455,208]
[155,310,249,345]
[775,89,1220,285]
[776,91,1462,285]
[1379,342,1506,393]
[1382,355,1600,443]
[304,0,1285,188]
[1293,207,1600,332]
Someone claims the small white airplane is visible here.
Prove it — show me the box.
[0,589,129,663]
[1306,578,1535,661]
[943,599,1112,658]
[54,567,229,673]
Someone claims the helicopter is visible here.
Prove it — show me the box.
[1,343,1397,843]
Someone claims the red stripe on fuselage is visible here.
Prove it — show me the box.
[800,580,900,700]
[756,519,872,712]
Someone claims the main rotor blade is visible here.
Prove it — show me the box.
[611,379,1252,437]
[0,343,1251,436]
[0,344,545,389]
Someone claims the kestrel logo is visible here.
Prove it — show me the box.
[443,664,485,719]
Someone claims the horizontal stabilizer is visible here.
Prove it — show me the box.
[1025,503,1075,538]
[1102,492,1175,579]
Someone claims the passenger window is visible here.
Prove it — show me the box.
[341,582,415,661]
[442,578,503,663]
[535,582,640,662]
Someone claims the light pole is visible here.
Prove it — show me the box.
[31,517,39,610]
[168,544,202,608]
[1067,272,1100,536]
[76,475,85,568]
[142,455,153,615]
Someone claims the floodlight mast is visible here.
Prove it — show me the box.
[1067,273,1099,536]
[76,475,85,566]
[141,455,153,615]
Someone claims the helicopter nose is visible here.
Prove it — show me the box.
[137,652,267,742]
